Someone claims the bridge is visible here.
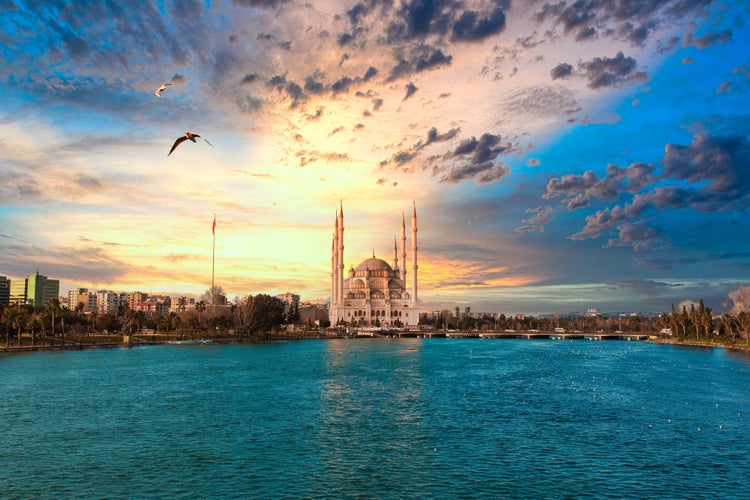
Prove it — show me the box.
[435,331,654,341]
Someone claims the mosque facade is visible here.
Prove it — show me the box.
[329,203,420,327]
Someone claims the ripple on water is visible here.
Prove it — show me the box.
[0,340,748,498]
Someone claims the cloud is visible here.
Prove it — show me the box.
[532,0,714,47]
[403,81,418,100]
[439,133,511,184]
[550,62,573,80]
[385,1,510,43]
[548,134,750,249]
[604,222,665,251]
[451,8,507,41]
[514,225,544,233]
[578,51,649,89]
[683,29,732,49]
[380,126,460,169]
[232,0,290,8]
[523,205,555,225]
[0,242,130,284]
[387,45,453,81]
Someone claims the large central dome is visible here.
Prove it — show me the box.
[354,257,393,272]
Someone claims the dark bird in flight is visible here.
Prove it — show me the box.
[155,83,172,97]
[168,132,214,156]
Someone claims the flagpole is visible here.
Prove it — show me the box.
[211,213,216,309]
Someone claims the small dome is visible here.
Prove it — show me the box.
[354,257,393,272]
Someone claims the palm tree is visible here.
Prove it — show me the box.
[2,307,15,348]
[195,301,207,331]
[89,311,98,335]
[45,299,61,344]
[7,307,29,348]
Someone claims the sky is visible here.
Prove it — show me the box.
[1,0,749,316]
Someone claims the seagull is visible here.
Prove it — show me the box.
[168,131,214,156]
[155,83,172,97]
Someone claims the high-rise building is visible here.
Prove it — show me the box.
[96,290,128,314]
[9,278,27,305]
[328,202,419,327]
[9,272,60,306]
[170,296,196,313]
[68,288,95,312]
[0,276,10,306]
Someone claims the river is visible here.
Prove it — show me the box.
[1,338,748,498]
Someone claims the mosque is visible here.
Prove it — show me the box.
[329,203,420,327]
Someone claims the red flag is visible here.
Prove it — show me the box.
[212,215,216,235]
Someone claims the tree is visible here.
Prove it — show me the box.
[720,313,738,341]
[200,286,225,304]
[286,301,300,325]
[243,294,285,336]
[44,299,61,345]
[728,285,750,315]
[194,301,207,331]
[5,307,30,347]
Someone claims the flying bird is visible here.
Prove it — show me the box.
[155,83,172,97]
[168,132,214,156]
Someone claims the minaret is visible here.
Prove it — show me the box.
[393,237,398,270]
[400,212,407,283]
[332,212,338,308]
[338,201,345,304]
[411,202,418,307]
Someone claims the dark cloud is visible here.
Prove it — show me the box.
[332,76,353,95]
[662,134,749,197]
[381,126,460,168]
[232,0,290,8]
[0,242,130,284]
[440,162,510,184]
[439,133,510,184]
[551,62,573,79]
[615,20,656,46]
[684,29,732,49]
[451,8,507,41]
[550,134,750,249]
[241,73,258,84]
[605,222,665,251]
[304,75,326,94]
[403,81,418,100]
[578,51,648,89]
[388,45,452,81]
[450,133,507,163]
[337,32,355,46]
[363,66,378,81]
[347,2,369,25]
[575,25,597,41]
[425,126,460,145]
[532,0,714,47]
[385,0,509,43]
[545,162,657,209]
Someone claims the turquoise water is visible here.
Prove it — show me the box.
[1,339,749,498]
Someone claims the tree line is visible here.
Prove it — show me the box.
[0,293,298,348]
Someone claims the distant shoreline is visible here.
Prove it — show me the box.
[2,331,749,354]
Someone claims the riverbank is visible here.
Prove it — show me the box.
[0,331,341,353]
[651,336,750,352]
[3,330,750,354]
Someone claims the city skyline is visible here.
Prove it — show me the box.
[2,1,750,315]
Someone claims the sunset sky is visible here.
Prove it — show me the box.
[2,0,749,315]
